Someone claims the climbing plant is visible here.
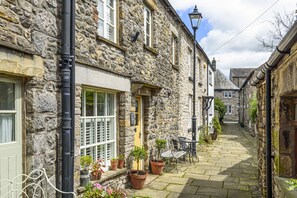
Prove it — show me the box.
[214,98,227,123]
[248,94,258,123]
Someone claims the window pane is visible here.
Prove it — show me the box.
[0,82,15,110]
[107,94,114,116]
[146,22,150,35]
[97,118,106,143]
[98,20,104,37]
[146,35,150,46]
[0,114,15,143]
[86,146,96,161]
[86,91,94,116]
[146,10,150,23]
[98,1,104,19]
[106,0,114,8]
[106,24,115,41]
[106,117,115,141]
[80,119,84,146]
[106,7,114,25]
[97,93,105,116]
[97,144,105,161]
[85,118,95,145]
[106,142,115,160]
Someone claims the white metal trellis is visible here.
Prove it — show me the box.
[0,168,76,198]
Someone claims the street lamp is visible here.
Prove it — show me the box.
[189,5,202,156]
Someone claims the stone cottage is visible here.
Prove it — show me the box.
[251,21,297,197]
[214,69,239,122]
[0,0,211,196]
[230,68,255,88]
[238,67,259,138]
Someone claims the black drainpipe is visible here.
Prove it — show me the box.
[60,0,74,197]
[70,0,75,195]
[242,88,245,127]
[266,68,272,198]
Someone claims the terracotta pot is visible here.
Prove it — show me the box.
[129,170,147,190]
[90,171,102,181]
[118,159,125,169]
[110,160,118,170]
[150,160,165,175]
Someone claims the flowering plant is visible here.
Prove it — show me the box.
[92,159,105,174]
[83,183,127,198]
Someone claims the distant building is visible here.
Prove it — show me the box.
[230,68,255,88]
[214,69,239,122]
[238,68,260,138]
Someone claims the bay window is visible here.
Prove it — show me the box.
[80,89,116,166]
[97,0,117,42]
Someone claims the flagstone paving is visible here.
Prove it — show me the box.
[131,123,261,198]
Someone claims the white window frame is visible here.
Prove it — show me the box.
[228,91,232,98]
[80,89,117,167]
[224,91,228,98]
[171,36,176,64]
[188,49,193,77]
[0,78,21,145]
[144,6,152,47]
[97,0,117,42]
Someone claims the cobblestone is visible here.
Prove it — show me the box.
[131,123,261,198]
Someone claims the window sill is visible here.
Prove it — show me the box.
[172,64,179,71]
[96,35,127,52]
[275,177,297,198]
[77,168,127,194]
[143,44,158,56]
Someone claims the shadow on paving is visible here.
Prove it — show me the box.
[132,123,261,198]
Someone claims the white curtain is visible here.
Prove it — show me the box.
[0,114,13,143]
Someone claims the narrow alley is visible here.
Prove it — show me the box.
[133,123,261,198]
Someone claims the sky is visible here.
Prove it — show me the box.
[168,0,296,77]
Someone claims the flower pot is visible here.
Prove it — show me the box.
[90,171,102,181]
[80,170,90,186]
[111,160,118,170]
[129,170,147,190]
[150,160,165,175]
[118,159,125,169]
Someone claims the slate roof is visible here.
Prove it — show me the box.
[215,69,239,90]
[229,68,256,79]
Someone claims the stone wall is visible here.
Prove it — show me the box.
[215,90,239,121]
[239,83,257,138]
[256,42,297,197]
[0,0,210,195]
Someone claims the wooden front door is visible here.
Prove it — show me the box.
[0,79,22,197]
[133,97,143,170]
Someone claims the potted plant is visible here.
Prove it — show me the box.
[129,146,148,189]
[110,158,118,171]
[90,159,105,181]
[150,139,166,175]
[80,155,92,186]
[118,154,125,169]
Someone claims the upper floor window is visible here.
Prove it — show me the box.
[171,35,178,65]
[209,70,212,85]
[188,49,193,77]
[144,6,152,47]
[97,0,117,42]
[224,91,232,98]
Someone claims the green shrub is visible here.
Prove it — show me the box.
[286,179,297,191]
[214,98,227,123]
[155,139,166,160]
[199,125,212,144]
[80,155,93,170]
[248,94,258,124]
[212,116,222,134]
[131,146,147,172]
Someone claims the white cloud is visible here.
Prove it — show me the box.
[169,0,296,76]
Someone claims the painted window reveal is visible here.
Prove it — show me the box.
[171,35,177,65]
[97,0,117,42]
[188,95,193,129]
[144,6,152,47]
[80,89,116,166]
[209,70,212,85]
[0,81,16,143]
[188,49,193,77]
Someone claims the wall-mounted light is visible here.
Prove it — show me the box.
[131,31,140,42]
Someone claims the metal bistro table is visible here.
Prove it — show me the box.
[179,138,200,164]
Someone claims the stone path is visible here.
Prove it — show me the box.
[132,123,261,198]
